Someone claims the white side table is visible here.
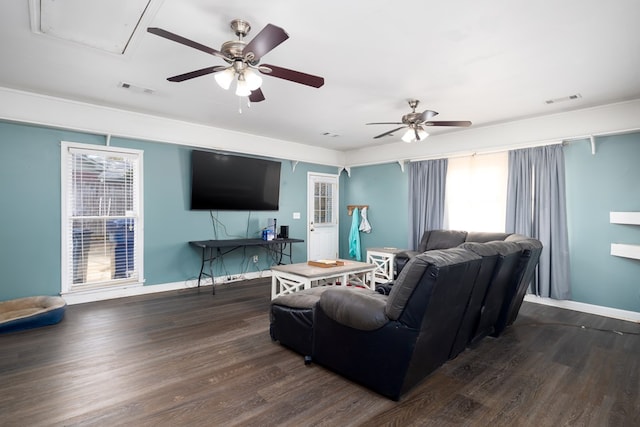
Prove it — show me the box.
[366,247,405,285]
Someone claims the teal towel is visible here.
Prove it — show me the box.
[349,207,362,261]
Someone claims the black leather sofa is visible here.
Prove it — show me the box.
[394,230,529,274]
[270,230,542,400]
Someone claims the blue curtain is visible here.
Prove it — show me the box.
[506,144,571,299]
[407,159,448,250]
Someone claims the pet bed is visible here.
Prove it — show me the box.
[0,296,66,333]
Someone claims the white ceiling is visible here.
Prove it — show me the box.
[1,0,639,152]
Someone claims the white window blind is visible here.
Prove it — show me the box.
[61,142,143,293]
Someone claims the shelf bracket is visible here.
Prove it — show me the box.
[397,160,406,172]
[290,160,299,172]
[590,135,596,155]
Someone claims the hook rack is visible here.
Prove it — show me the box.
[347,205,369,216]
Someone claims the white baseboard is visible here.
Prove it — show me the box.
[524,295,640,323]
[62,276,640,324]
[62,271,271,305]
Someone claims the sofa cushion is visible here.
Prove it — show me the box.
[318,287,388,331]
[271,286,331,309]
[386,248,482,322]
[483,240,523,257]
[385,256,429,320]
[423,230,468,251]
[465,231,513,243]
[457,241,499,256]
[270,286,338,357]
[492,238,543,336]
[503,233,526,242]
[463,240,523,341]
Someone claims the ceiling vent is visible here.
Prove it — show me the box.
[545,94,582,105]
[29,0,159,54]
[118,82,155,95]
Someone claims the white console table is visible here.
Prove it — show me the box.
[366,247,405,285]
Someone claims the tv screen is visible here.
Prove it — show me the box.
[191,150,281,211]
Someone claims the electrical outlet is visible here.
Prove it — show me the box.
[253,255,258,263]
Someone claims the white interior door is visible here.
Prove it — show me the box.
[307,173,339,260]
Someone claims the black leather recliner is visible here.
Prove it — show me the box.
[312,248,483,400]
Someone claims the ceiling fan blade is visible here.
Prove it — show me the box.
[249,87,266,103]
[373,126,407,139]
[243,24,289,63]
[419,110,439,121]
[167,66,226,82]
[366,122,404,125]
[260,64,324,88]
[147,27,228,61]
[425,120,472,127]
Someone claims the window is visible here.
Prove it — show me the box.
[444,152,508,232]
[314,181,334,225]
[61,142,143,293]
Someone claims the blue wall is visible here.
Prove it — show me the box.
[0,120,334,300]
[338,163,409,261]
[344,134,640,313]
[564,133,640,312]
[2,119,639,313]
[0,123,103,299]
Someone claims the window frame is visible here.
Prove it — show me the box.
[60,141,144,294]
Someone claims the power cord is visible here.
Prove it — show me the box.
[516,322,640,336]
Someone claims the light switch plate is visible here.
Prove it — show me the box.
[293,212,301,219]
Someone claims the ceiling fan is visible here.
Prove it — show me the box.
[147,19,324,103]
[367,99,472,142]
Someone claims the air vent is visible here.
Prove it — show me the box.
[118,81,155,94]
[322,132,340,137]
[545,94,582,104]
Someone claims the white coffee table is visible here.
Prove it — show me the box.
[271,260,376,299]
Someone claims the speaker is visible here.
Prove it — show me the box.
[279,225,289,239]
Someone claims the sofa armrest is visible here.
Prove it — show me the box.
[395,250,420,276]
[395,250,420,259]
[318,287,388,331]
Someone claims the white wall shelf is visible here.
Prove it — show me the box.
[610,243,640,260]
[610,211,640,260]
[610,211,640,225]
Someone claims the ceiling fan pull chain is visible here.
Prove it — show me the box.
[238,96,243,114]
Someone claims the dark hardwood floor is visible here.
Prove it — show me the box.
[1,279,638,426]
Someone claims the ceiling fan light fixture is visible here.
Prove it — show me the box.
[243,68,262,91]
[235,76,252,96]
[214,67,235,90]
[401,128,415,143]
[417,128,429,141]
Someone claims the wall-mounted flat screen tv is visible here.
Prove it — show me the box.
[191,150,281,211]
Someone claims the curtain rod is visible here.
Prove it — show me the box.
[406,127,640,163]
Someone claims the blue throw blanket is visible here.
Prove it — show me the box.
[349,207,362,261]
